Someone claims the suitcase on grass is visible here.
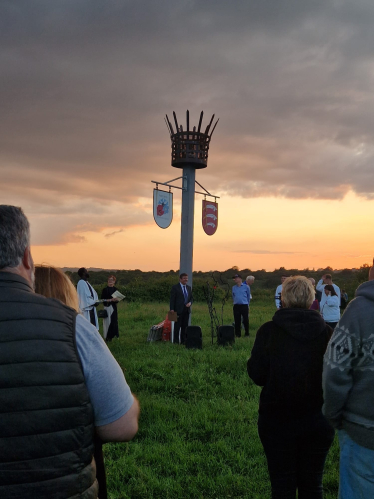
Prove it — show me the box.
[217,325,235,346]
[185,325,202,349]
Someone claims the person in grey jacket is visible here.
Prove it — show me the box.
[323,261,374,499]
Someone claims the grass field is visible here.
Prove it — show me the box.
[100,299,339,499]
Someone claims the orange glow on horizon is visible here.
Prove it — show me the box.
[30,192,373,272]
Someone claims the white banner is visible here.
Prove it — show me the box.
[153,189,173,229]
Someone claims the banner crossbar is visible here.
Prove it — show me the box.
[151,178,186,191]
[151,178,219,198]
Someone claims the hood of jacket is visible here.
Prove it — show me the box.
[355,280,374,302]
[272,307,327,342]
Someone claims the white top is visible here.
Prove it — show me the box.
[316,280,340,316]
[275,284,282,308]
[75,314,134,426]
[320,295,340,322]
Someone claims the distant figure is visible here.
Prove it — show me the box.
[77,267,99,329]
[170,273,192,344]
[308,277,320,311]
[101,275,120,342]
[340,288,348,310]
[320,285,340,330]
[248,276,334,498]
[0,205,139,498]
[316,273,340,316]
[323,261,374,498]
[246,275,255,301]
[275,275,287,309]
[232,274,250,337]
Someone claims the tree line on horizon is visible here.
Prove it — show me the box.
[66,264,370,303]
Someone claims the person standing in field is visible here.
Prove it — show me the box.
[77,266,99,329]
[323,260,374,499]
[316,274,340,315]
[248,276,334,498]
[308,277,320,311]
[101,275,120,342]
[0,205,140,499]
[170,273,192,344]
[340,288,348,310]
[232,274,250,337]
[274,275,287,309]
[320,285,340,330]
[245,275,255,300]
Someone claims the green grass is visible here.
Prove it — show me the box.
[100,300,339,499]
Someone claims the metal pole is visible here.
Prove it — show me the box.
[180,164,196,291]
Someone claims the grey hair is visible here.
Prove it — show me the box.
[0,205,30,269]
[246,275,255,282]
[282,276,315,309]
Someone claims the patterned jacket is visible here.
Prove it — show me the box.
[323,279,374,450]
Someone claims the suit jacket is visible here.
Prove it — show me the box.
[170,283,193,315]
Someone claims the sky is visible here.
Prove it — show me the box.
[1,0,374,271]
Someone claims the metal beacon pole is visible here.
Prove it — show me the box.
[152,110,220,329]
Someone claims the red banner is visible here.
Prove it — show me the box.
[202,200,218,235]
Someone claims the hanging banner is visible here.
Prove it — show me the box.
[153,189,173,229]
[202,200,218,235]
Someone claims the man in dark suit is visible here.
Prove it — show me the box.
[170,273,193,344]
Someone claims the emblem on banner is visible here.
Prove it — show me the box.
[202,200,218,235]
[153,189,173,229]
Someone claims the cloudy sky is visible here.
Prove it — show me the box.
[2,0,374,271]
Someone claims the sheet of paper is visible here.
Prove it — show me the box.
[112,290,126,301]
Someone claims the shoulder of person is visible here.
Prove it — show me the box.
[345,294,371,315]
[76,313,100,338]
[255,321,274,337]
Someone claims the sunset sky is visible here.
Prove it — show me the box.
[2,1,374,271]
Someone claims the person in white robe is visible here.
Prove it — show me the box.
[275,275,288,309]
[77,267,99,330]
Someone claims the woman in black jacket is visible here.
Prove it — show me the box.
[101,275,119,342]
[247,276,334,499]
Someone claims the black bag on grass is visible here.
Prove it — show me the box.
[185,326,202,349]
[217,325,235,346]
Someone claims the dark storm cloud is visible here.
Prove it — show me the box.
[2,0,374,243]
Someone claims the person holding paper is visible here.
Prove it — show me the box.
[101,275,119,342]
[77,267,99,329]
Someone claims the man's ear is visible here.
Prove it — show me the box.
[22,247,32,270]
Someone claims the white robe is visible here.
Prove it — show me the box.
[77,279,99,330]
[102,305,114,340]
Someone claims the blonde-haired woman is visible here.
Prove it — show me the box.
[35,265,79,311]
[247,276,334,499]
[34,265,108,499]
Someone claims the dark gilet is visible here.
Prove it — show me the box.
[0,272,98,499]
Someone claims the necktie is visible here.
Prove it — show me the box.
[183,285,188,303]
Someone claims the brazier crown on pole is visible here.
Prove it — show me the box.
[165,110,219,169]
[163,110,219,289]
